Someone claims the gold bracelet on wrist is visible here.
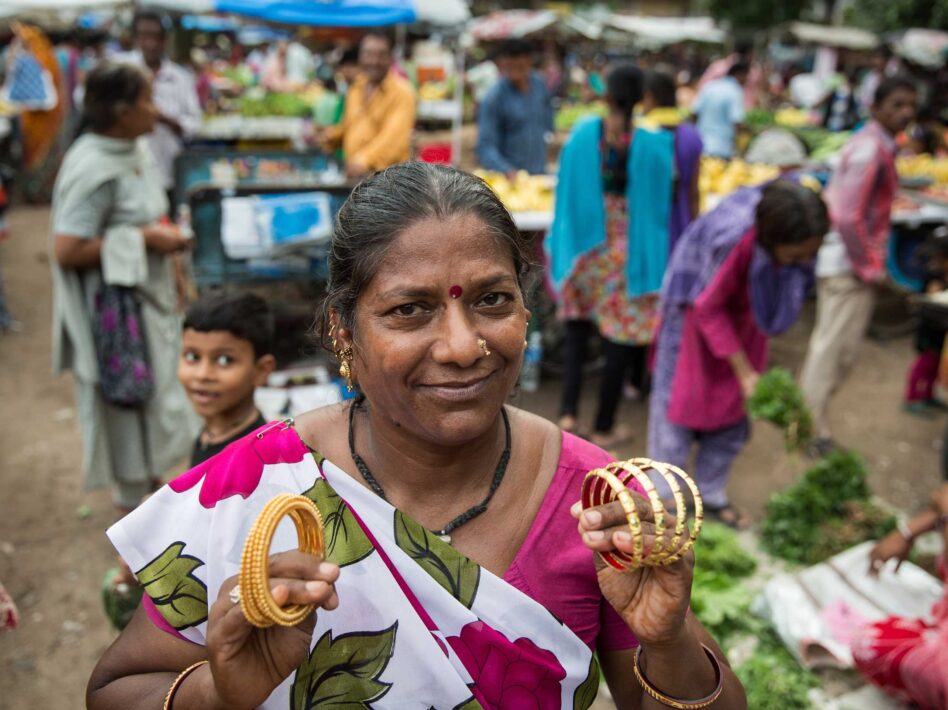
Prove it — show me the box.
[633,643,724,709]
[238,493,325,628]
[163,660,209,710]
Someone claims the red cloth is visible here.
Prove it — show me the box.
[667,229,768,431]
[852,557,948,710]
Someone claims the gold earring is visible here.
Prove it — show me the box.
[523,339,528,350]
[338,346,354,392]
[477,338,491,357]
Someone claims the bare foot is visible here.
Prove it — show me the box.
[590,424,634,451]
[558,415,578,433]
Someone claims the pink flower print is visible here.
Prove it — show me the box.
[169,423,308,508]
[101,307,118,332]
[447,621,566,710]
[126,314,141,340]
[132,361,150,381]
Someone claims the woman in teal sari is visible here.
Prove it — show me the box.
[88,162,746,710]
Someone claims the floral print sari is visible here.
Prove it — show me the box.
[108,420,601,710]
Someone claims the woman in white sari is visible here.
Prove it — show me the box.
[50,62,194,511]
[88,163,747,709]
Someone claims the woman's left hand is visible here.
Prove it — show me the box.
[571,498,693,646]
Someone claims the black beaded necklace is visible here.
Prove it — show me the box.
[347,404,512,544]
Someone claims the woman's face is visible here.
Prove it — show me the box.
[115,83,158,139]
[772,235,824,266]
[345,213,530,446]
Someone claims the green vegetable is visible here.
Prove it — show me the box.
[745,109,776,131]
[760,450,895,564]
[748,368,812,450]
[238,92,312,118]
[554,102,607,132]
[735,629,817,709]
[690,523,760,642]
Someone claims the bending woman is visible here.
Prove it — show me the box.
[88,162,747,709]
[549,64,675,448]
[50,62,194,512]
[648,181,828,528]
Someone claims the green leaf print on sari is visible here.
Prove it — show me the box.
[135,541,207,630]
[393,510,480,609]
[302,477,374,568]
[290,622,398,710]
[452,697,485,710]
[573,655,601,710]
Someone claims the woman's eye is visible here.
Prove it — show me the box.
[216,355,234,366]
[393,303,424,317]
[478,292,512,307]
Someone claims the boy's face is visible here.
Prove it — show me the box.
[178,329,274,420]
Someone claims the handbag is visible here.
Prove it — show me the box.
[93,284,154,408]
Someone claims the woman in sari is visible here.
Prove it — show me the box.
[51,62,194,512]
[648,181,828,528]
[87,162,747,709]
[549,64,675,448]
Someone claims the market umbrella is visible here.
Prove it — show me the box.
[149,0,469,27]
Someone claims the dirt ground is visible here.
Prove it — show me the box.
[0,203,944,710]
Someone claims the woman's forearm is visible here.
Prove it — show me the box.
[87,666,231,710]
[54,234,102,270]
[638,628,746,710]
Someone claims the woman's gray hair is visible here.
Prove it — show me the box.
[315,162,535,350]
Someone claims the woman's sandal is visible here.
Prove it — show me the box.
[705,503,751,530]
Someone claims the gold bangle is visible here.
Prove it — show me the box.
[633,644,724,709]
[238,493,326,628]
[163,660,209,710]
[580,458,704,571]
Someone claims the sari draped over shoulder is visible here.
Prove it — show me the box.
[108,421,604,710]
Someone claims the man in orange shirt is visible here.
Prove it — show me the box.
[322,32,415,178]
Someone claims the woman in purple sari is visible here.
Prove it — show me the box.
[648,181,829,528]
[641,70,703,253]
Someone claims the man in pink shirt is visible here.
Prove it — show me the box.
[800,77,917,454]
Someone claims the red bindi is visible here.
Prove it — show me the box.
[449,285,463,299]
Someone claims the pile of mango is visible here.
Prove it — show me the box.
[897,154,948,186]
[699,158,780,206]
[475,170,554,212]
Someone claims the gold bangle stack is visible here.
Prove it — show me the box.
[238,493,326,628]
[581,458,703,571]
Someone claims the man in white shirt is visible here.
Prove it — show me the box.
[693,63,748,159]
[124,11,201,200]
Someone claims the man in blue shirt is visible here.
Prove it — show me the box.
[693,63,748,159]
[477,40,553,176]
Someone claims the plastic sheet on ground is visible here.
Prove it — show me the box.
[753,541,943,669]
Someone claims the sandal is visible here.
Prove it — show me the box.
[705,503,751,530]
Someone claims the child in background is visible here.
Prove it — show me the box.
[904,232,948,415]
[179,292,277,466]
[103,293,277,631]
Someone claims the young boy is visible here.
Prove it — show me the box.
[179,292,277,466]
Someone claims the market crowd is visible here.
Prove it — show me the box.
[0,7,946,710]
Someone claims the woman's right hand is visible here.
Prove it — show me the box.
[143,224,191,254]
[868,530,912,576]
[204,551,340,709]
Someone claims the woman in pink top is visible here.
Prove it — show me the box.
[89,164,748,710]
[648,181,828,528]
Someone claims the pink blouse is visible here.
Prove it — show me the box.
[503,432,638,652]
[667,228,768,431]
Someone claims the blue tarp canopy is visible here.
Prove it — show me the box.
[216,0,416,27]
[149,0,470,28]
